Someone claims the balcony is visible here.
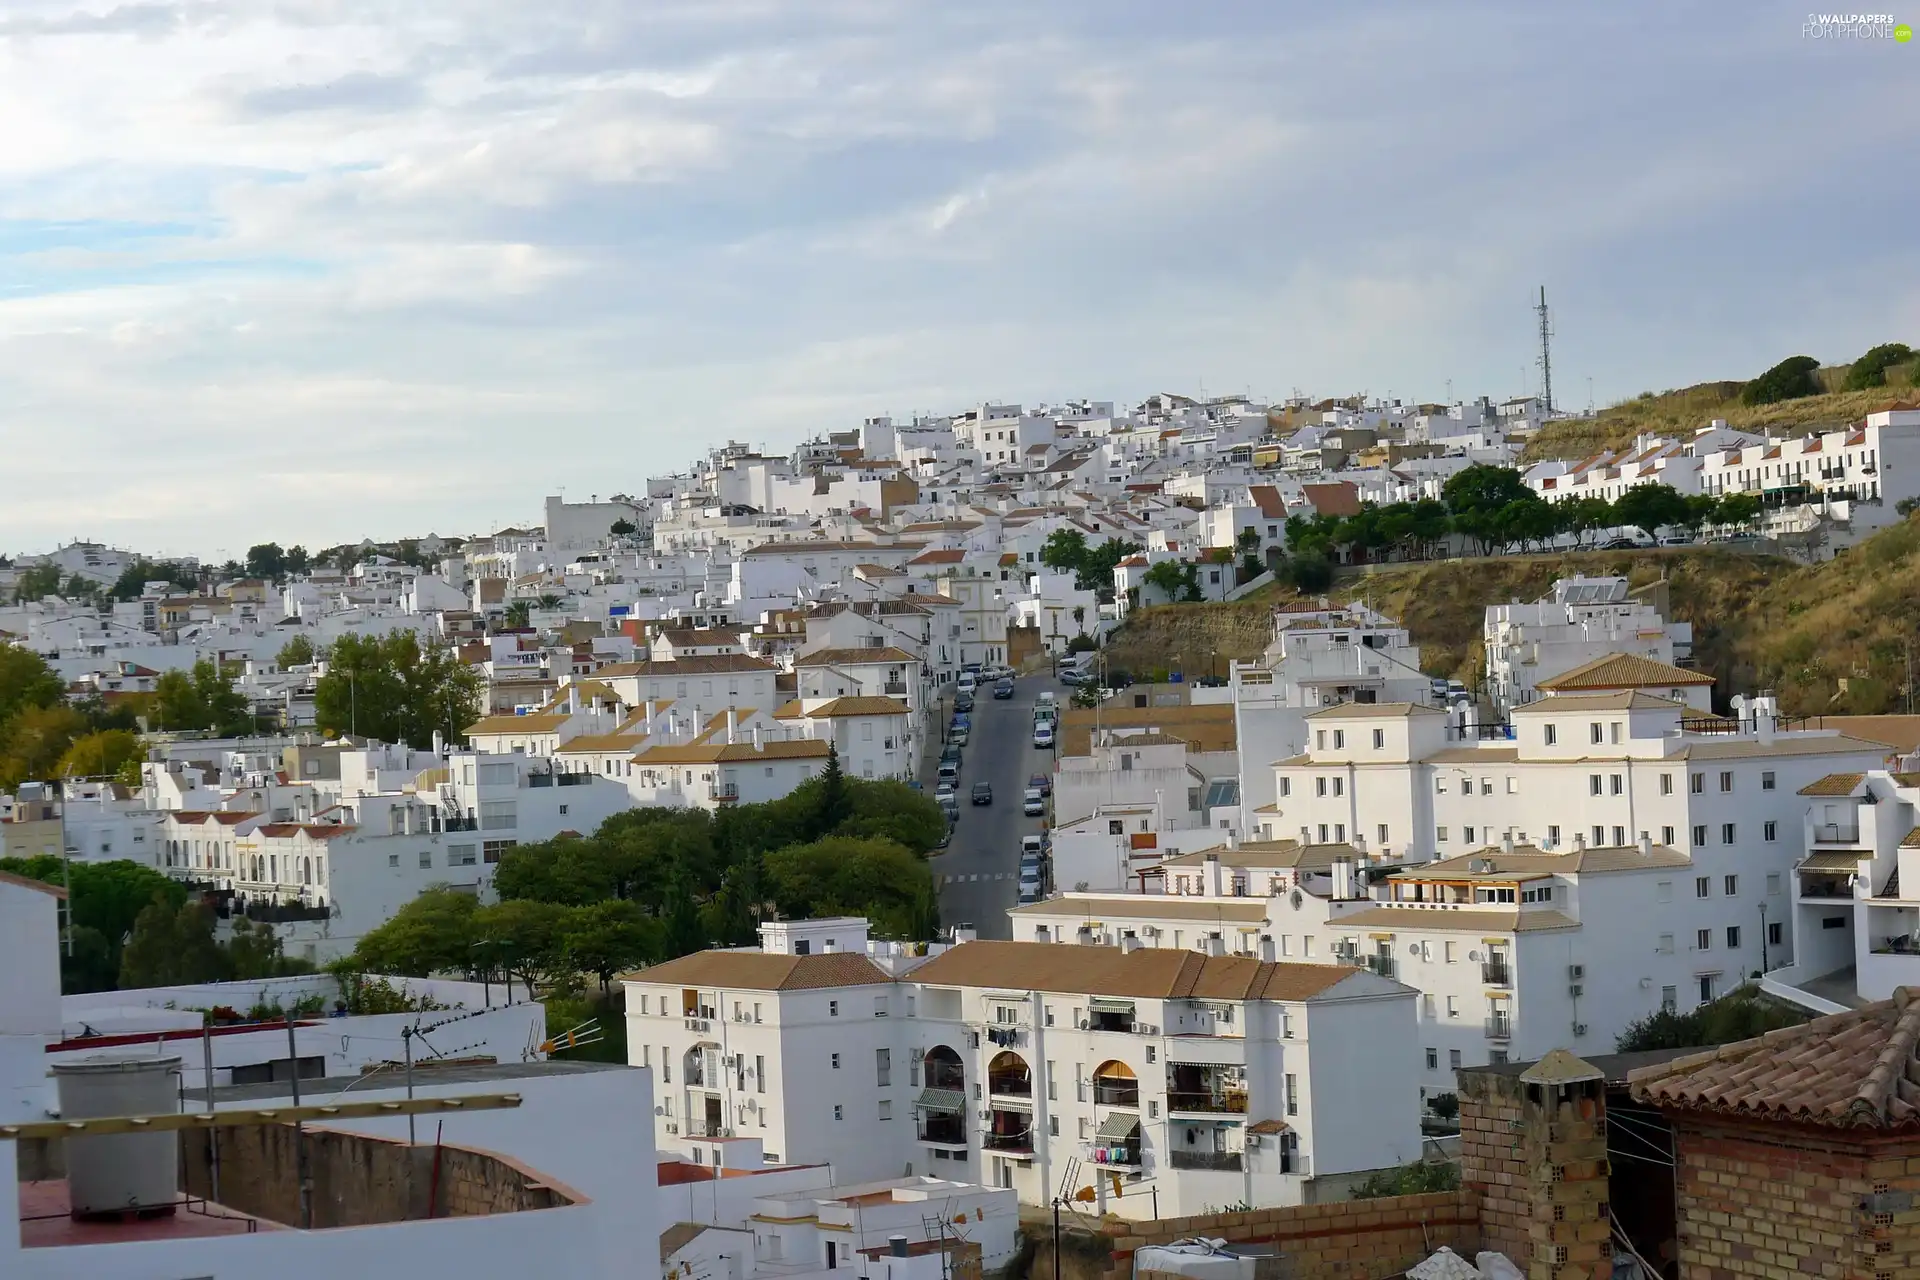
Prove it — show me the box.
[1482,959,1512,987]
[442,816,479,832]
[1366,954,1397,981]
[1092,1080,1140,1108]
[1485,1015,1513,1040]
[983,1129,1033,1155]
[1812,822,1862,846]
[917,1113,968,1146]
[1165,1091,1248,1115]
[556,772,592,787]
[1169,1150,1243,1173]
[708,784,740,804]
[885,682,908,696]
[1799,876,1854,902]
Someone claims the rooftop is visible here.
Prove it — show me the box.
[1534,652,1714,692]
[909,938,1376,1001]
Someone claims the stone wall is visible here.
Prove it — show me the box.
[1098,1190,1479,1280]
[1457,1069,1531,1266]
[1672,1120,1920,1280]
[180,1123,575,1228]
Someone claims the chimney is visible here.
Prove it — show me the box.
[432,729,444,757]
[951,925,978,945]
[1501,831,1515,855]
[567,683,580,715]
[1299,826,1312,846]
[1203,932,1225,957]
[1573,831,1587,851]
[645,698,657,730]
[1076,925,1095,945]
[1226,829,1240,850]
[753,723,764,751]
[1331,856,1354,901]
[889,1236,909,1259]
[1033,925,1050,944]
[727,706,739,745]
[1120,931,1142,954]
[1204,853,1225,897]
[1638,832,1653,857]
[822,938,837,954]
[1258,934,1276,963]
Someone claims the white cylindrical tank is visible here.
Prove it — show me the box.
[51,1053,183,1215]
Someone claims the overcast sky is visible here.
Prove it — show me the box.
[1,1,1913,559]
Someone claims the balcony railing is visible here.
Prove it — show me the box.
[1166,1091,1248,1114]
[1169,1150,1243,1172]
[1482,959,1512,987]
[1366,954,1397,980]
[1813,823,1861,845]
[442,816,479,832]
[557,772,592,787]
[1092,1082,1140,1108]
[885,682,908,696]
[918,1116,968,1146]
[925,1069,966,1092]
[982,1132,1033,1154]
[1799,877,1854,901]
[987,1075,1032,1098]
[1485,1016,1512,1040]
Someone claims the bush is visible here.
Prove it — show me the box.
[1065,634,1098,654]
[1351,1159,1459,1200]
[1843,342,1913,391]
[1741,355,1821,405]
[1616,985,1805,1051]
[1286,554,1335,593]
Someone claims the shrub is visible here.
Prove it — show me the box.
[1351,1159,1459,1200]
[1741,355,1821,405]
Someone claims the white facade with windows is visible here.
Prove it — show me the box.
[1482,577,1695,712]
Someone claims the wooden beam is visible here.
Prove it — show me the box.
[0,1092,522,1141]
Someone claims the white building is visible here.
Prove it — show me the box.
[623,917,1420,1216]
[1483,577,1696,712]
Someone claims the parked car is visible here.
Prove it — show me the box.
[957,672,977,694]
[950,726,970,747]
[1022,834,1045,859]
[954,692,975,713]
[1028,772,1051,797]
[937,760,959,785]
[1058,670,1085,686]
[934,821,953,850]
[1022,787,1046,816]
[1032,723,1055,749]
[971,782,993,806]
[993,680,1015,700]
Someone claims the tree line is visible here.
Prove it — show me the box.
[337,750,945,993]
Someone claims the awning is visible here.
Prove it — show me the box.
[915,1088,966,1113]
[1799,852,1864,873]
[1096,1114,1141,1141]
[1089,998,1137,1014]
[1247,1119,1291,1136]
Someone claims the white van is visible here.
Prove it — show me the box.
[956,671,977,694]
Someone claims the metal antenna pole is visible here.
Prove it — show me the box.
[403,1025,417,1144]
[286,1016,312,1228]
[203,1017,222,1205]
[1535,286,1554,416]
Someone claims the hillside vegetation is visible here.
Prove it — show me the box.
[1523,350,1918,462]
[1106,514,1920,717]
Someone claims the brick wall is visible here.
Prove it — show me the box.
[180,1124,575,1228]
[1457,1069,1530,1266]
[1099,1190,1480,1280]
[1671,1120,1920,1280]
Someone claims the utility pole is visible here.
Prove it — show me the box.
[1535,286,1554,416]
[286,1016,312,1228]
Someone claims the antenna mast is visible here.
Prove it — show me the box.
[1535,286,1554,416]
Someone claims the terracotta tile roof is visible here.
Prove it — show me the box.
[253,823,356,839]
[1510,690,1687,714]
[1305,700,1446,720]
[1299,481,1361,518]
[1328,907,1580,934]
[1156,840,1354,871]
[1630,989,1920,1129]
[1058,703,1236,756]
[1535,653,1715,691]
[1008,897,1271,924]
[623,950,891,991]
[1798,772,1866,797]
[794,647,918,667]
[468,713,569,735]
[632,739,830,765]
[907,940,1370,1001]
[1399,845,1691,877]
[908,548,967,566]
[594,654,776,676]
[1798,851,1864,872]
[556,732,650,754]
[1246,1119,1291,1136]
[1900,828,1920,850]
[1249,486,1287,519]
[1677,735,1893,761]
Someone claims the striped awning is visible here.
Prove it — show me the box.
[1089,997,1137,1014]
[1096,1114,1141,1140]
[915,1088,966,1113]
[1799,852,1864,873]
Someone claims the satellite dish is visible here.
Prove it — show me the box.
[654,1105,665,1117]
[1406,943,1421,956]
[1467,950,1482,963]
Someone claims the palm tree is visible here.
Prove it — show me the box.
[503,601,532,630]
[536,593,564,611]
[1071,605,1087,634]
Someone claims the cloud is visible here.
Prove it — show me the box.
[0,0,1914,554]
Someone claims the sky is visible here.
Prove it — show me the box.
[1,1,1915,559]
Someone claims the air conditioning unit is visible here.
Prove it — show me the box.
[666,1122,679,1134]
[1569,984,1584,999]
[1079,1020,1091,1030]
[1568,964,1585,980]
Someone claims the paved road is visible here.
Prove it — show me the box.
[929,674,1057,940]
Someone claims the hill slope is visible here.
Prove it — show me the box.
[1105,517,1920,717]
[1522,359,1918,462]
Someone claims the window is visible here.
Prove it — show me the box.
[1332,730,1345,749]
[1722,823,1737,845]
[1547,825,1561,847]
[1609,774,1623,796]
[1692,824,1707,847]
[1690,773,1704,795]
[1449,1049,1463,1069]
[1378,823,1389,845]
[1762,771,1776,791]
[1315,777,1327,797]
[831,1053,841,1069]
[1444,942,1457,963]
[1696,929,1712,951]
[1591,825,1604,847]
[1544,724,1557,746]
[1660,773,1674,796]
[1506,776,1518,794]
[479,800,517,830]
[1465,826,1477,845]
[1372,728,1385,749]
[1318,824,1329,842]
[1611,826,1625,847]
[834,1105,844,1121]
[1609,722,1622,744]
[1767,873,1782,895]
[418,851,433,870]
[1278,778,1291,797]
[1315,730,1325,750]
[1657,934,1674,954]
[1698,974,1719,1003]
[1436,827,1449,842]
[1426,1048,1438,1070]
[829,1001,839,1017]
[1590,722,1604,745]
[1696,876,1710,899]
[1724,875,1739,896]
[874,995,888,1017]
[1435,776,1448,794]
[1047,1114,1058,1136]
[388,853,400,868]
[1726,926,1741,949]
[483,839,516,864]
[1769,922,1784,946]
[1475,886,1517,903]
[448,844,477,867]
[1589,774,1603,797]
[1719,771,1733,793]
[1662,825,1676,846]
[1422,994,1436,1018]
[1661,986,1677,1014]
[756,1055,765,1092]
[1446,996,1459,1019]
[1285,1073,1299,1116]
[880,1100,892,1121]
[876,1049,890,1085]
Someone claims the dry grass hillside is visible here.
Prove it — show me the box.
[1522,360,1919,462]
[1105,516,1920,717]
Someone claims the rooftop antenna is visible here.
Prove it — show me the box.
[1535,286,1554,415]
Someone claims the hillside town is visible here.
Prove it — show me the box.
[8,389,1920,1278]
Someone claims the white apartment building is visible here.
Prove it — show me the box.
[622,918,1419,1217]
[1483,577,1696,712]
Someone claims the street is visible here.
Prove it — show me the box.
[928,672,1056,940]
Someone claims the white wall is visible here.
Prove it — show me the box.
[1299,992,1421,1177]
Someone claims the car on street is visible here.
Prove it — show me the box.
[934,822,953,850]
[971,782,993,806]
[1022,834,1044,859]
[954,692,974,713]
[1058,670,1085,686]
[1028,773,1051,797]
[937,760,959,785]
[993,680,1015,699]
[1032,723,1055,749]
[1022,787,1045,816]
[950,726,970,747]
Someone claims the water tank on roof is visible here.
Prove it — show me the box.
[51,1053,183,1215]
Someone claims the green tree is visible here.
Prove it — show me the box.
[313,631,482,747]
[284,545,311,576]
[118,896,226,987]
[1715,492,1762,530]
[1142,558,1198,603]
[1039,528,1089,575]
[0,645,66,726]
[0,704,89,787]
[1611,483,1691,537]
[560,900,661,993]
[276,635,316,668]
[55,729,141,780]
[476,898,569,1000]
[1843,343,1913,392]
[609,519,636,537]
[503,601,533,630]
[349,886,480,976]
[151,658,253,736]
[764,836,938,939]
[108,559,195,601]
[1616,986,1804,1051]
[245,543,287,581]
[812,744,853,840]
[11,564,65,602]
[1741,354,1821,406]
[1080,538,1141,597]
[1284,553,1334,593]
